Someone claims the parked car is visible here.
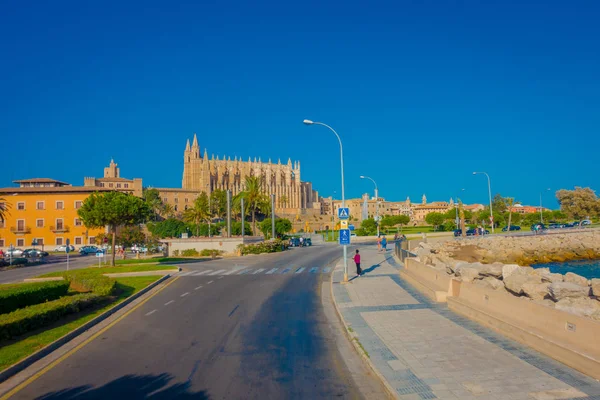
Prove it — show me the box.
[22,248,49,258]
[304,238,312,246]
[530,223,547,231]
[79,245,99,255]
[289,238,300,247]
[466,228,489,236]
[54,245,75,252]
[350,233,357,238]
[548,223,565,229]
[6,248,24,257]
[453,229,462,237]
[501,225,521,232]
[581,220,592,226]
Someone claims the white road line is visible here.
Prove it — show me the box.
[218,276,224,279]
[194,286,203,290]
[252,268,265,274]
[165,300,175,306]
[295,267,306,274]
[236,269,249,275]
[193,270,213,276]
[207,280,214,284]
[280,268,291,274]
[266,268,279,274]
[209,269,227,275]
[222,270,238,275]
[145,310,157,316]
[310,267,318,273]
[178,271,194,276]
[181,292,190,297]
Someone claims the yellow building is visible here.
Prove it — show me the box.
[0,179,108,250]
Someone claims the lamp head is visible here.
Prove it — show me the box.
[303,119,314,125]
[360,175,365,179]
[472,172,477,175]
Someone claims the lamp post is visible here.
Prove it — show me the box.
[271,193,276,239]
[540,188,551,224]
[206,184,211,238]
[360,175,379,237]
[304,119,349,282]
[454,189,465,228]
[473,172,494,233]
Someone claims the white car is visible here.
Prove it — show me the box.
[54,245,75,252]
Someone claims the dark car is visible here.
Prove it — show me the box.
[304,238,312,246]
[453,229,462,237]
[22,249,49,258]
[530,223,546,231]
[289,238,300,247]
[466,228,489,236]
[548,223,564,229]
[501,225,521,232]
[79,245,99,255]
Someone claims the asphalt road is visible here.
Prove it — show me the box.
[0,255,100,284]
[10,245,384,399]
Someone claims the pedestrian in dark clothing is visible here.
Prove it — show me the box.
[353,249,362,277]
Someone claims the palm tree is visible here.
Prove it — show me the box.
[238,176,268,235]
[183,194,209,236]
[0,197,9,223]
[162,203,175,219]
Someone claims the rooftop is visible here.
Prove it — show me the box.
[0,186,113,194]
[13,178,71,186]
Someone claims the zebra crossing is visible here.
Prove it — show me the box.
[178,266,332,277]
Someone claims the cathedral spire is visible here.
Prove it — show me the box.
[185,139,190,152]
[203,148,208,159]
[192,133,199,148]
[287,158,292,165]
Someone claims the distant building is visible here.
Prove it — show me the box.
[84,159,143,197]
[464,204,485,213]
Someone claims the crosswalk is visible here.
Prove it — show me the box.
[177,266,332,277]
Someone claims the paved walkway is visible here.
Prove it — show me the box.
[332,244,600,400]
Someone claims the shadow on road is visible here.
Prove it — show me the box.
[36,373,210,400]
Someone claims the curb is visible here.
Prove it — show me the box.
[328,261,399,400]
[0,274,172,384]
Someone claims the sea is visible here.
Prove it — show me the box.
[533,259,600,279]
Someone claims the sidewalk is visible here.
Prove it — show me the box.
[331,245,600,400]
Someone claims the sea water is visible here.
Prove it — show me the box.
[533,259,600,279]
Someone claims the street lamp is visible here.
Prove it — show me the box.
[304,119,349,282]
[360,175,379,237]
[454,188,465,228]
[206,184,211,238]
[473,172,494,233]
[540,188,551,224]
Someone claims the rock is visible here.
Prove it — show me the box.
[479,264,503,279]
[548,282,590,302]
[503,268,542,295]
[591,278,600,297]
[522,283,550,300]
[502,264,522,280]
[533,299,556,308]
[555,297,600,319]
[564,272,589,287]
[476,277,504,290]
[455,266,481,283]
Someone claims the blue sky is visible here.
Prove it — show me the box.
[1,0,599,208]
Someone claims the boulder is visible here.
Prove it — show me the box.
[555,297,600,320]
[479,264,503,279]
[548,282,590,302]
[502,264,522,280]
[522,283,550,300]
[503,268,542,295]
[455,266,481,283]
[476,277,504,290]
[564,272,590,287]
[591,278,600,297]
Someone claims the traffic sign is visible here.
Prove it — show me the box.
[65,239,71,253]
[338,207,350,219]
[339,229,351,245]
[340,220,348,229]
[348,224,355,231]
[95,251,104,258]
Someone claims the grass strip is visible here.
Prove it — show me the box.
[38,265,179,278]
[114,257,199,265]
[0,276,160,371]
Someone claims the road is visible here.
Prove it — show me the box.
[8,245,386,399]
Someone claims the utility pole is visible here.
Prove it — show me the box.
[271,194,276,239]
[226,190,232,238]
[241,197,245,238]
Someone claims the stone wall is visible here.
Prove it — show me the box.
[161,237,263,256]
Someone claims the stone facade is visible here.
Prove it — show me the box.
[181,134,320,212]
[84,159,143,197]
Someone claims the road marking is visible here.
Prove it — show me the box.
[0,276,181,400]
[237,269,251,275]
[310,267,318,273]
[194,286,203,290]
[228,304,239,317]
[145,310,157,316]
[322,267,331,273]
[252,268,265,274]
[207,280,214,284]
[178,271,194,276]
[221,270,238,275]
[218,276,224,279]
[180,292,189,297]
[266,268,278,274]
[165,300,175,306]
[295,267,306,274]
[193,270,212,276]
[208,269,226,275]
[280,268,291,274]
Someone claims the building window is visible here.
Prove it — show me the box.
[75,201,83,209]
[163,198,168,203]
[36,219,44,228]
[17,219,25,231]
[56,237,63,246]
[36,201,45,210]
[56,219,64,230]
[74,218,82,227]
[0,220,4,228]
[74,237,83,245]
[88,237,95,245]
[109,183,114,188]
[17,238,24,247]
[37,238,44,246]
[184,205,188,210]
[116,183,122,188]
[56,201,64,210]
[175,198,179,203]
[100,183,105,187]
[0,239,4,247]
[17,202,25,210]
[174,205,178,212]
[124,183,129,188]
[185,198,189,203]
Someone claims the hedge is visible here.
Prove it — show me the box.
[0,281,70,315]
[62,271,116,296]
[237,239,288,255]
[0,293,102,340]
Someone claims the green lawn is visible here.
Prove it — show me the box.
[114,257,204,265]
[37,265,179,278]
[0,275,161,371]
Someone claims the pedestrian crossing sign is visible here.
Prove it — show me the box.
[339,229,351,245]
[338,207,350,219]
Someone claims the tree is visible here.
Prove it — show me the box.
[505,198,516,230]
[162,203,175,219]
[259,218,292,239]
[279,195,289,208]
[147,218,188,238]
[425,212,445,231]
[358,218,378,236]
[237,176,268,235]
[556,187,600,220]
[0,198,10,223]
[492,194,508,214]
[210,189,227,220]
[78,192,151,266]
[117,225,146,248]
[143,188,163,221]
[381,215,410,231]
[183,193,209,236]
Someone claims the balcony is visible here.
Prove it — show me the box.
[10,226,31,234]
[50,225,70,233]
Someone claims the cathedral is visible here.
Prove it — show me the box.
[181,134,321,212]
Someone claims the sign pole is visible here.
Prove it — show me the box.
[65,238,70,271]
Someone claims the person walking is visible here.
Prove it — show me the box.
[377,236,382,252]
[381,236,387,252]
[353,249,362,277]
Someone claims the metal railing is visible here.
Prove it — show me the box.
[395,239,416,263]
[50,225,70,233]
[10,226,31,234]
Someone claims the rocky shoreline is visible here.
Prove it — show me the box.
[413,231,600,321]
